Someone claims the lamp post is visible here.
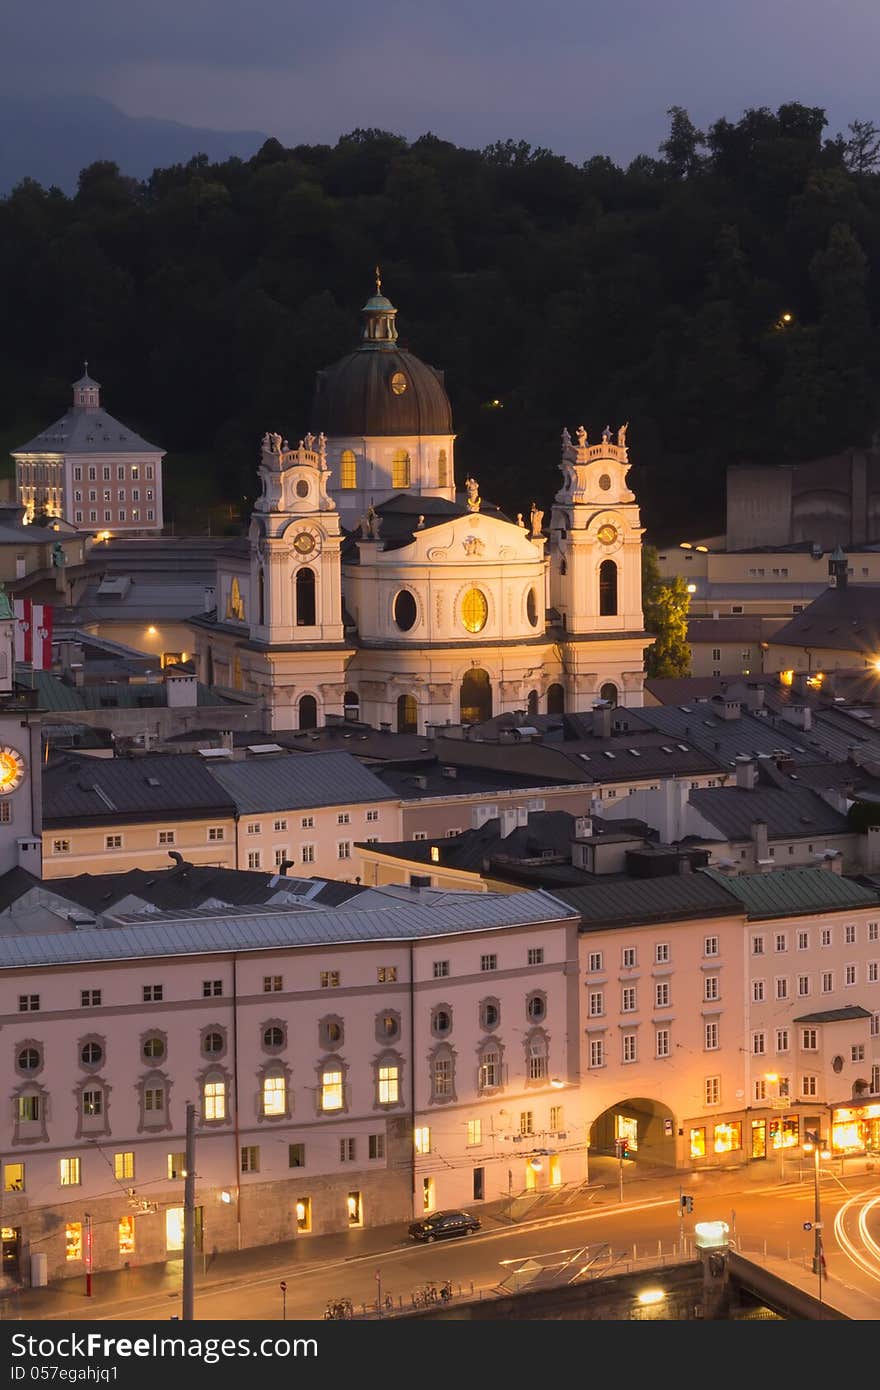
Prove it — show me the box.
[803,1130,830,1309]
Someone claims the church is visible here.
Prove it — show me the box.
[191,278,648,733]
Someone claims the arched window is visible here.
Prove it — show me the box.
[344,690,360,721]
[295,567,316,626]
[339,450,357,489]
[392,450,411,489]
[437,448,448,487]
[397,693,418,734]
[258,567,265,625]
[600,682,618,707]
[226,576,245,622]
[547,683,565,715]
[527,689,539,718]
[298,694,318,730]
[460,668,492,725]
[461,588,488,633]
[599,559,618,616]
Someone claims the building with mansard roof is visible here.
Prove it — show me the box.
[190,280,648,733]
[12,369,164,534]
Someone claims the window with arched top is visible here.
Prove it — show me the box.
[344,690,360,721]
[392,450,411,489]
[339,450,357,489]
[258,567,265,625]
[397,693,418,734]
[437,448,448,487]
[295,567,316,626]
[225,576,245,622]
[298,694,318,730]
[460,668,492,725]
[599,559,618,616]
[600,682,618,707]
[527,689,539,717]
[547,683,565,715]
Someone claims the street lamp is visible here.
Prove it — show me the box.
[803,1130,830,1305]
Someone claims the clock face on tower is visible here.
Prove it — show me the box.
[597,523,618,545]
[0,745,25,795]
[292,528,321,558]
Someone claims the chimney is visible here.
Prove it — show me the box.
[592,703,612,738]
[866,824,880,872]
[516,806,528,828]
[501,808,518,838]
[716,698,741,721]
[203,585,216,613]
[751,820,770,863]
[379,722,391,734]
[744,685,765,712]
[781,703,812,731]
[574,815,593,839]
[736,755,758,790]
[221,729,234,751]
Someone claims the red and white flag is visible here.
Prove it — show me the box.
[13,600,53,670]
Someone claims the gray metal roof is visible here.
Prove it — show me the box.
[14,408,163,456]
[701,867,880,918]
[633,704,828,766]
[689,783,850,841]
[551,873,744,928]
[206,749,398,813]
[792,1006,873,1024]
[0,889,576,969]
[768,585,880,655]
[43,753,236,826]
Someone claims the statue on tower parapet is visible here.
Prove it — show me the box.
[617,421,628,449]
[576,425,587,450]
[530,502,544,537]
[465,476,481,512]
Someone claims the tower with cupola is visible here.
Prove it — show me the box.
[246,433,352,729]
[549,423,647,708]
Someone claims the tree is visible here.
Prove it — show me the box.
[642,546,691,678]
[843,120,880,174]
[659,107,706,178]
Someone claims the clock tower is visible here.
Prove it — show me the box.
[549,424,648,708]
[246,434,352,729]
[0,585,42,874]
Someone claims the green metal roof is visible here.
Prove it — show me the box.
[700,867,880,919]
[792,1006,873,1024]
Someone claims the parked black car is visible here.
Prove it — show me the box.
[408,1210,481,1242]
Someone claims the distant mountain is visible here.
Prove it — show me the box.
[0,92,268,194]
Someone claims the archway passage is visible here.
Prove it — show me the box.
[527,689,539,718]
[460,668,492,725]
[397,693,418,734]
[547,683,565,715]
[298,694,318,730]
[600,682,618,707]
[344,690,359,721]
[588,1096,677,1173]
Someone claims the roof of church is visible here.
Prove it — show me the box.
[342,493,512,556]
[310,284,453,438]
[767,584,880,654]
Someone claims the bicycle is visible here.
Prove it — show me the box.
[440,1280,453,1303]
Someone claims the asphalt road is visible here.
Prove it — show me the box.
[54,1171,880,1322]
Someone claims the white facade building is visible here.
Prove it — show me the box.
[13,370,164,534]
[192,283,647,731]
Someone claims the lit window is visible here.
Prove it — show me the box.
[321,1069,343,1112]
[203,1080,226,1121]
[114,1152,134,1180]
[262,1076,286,1116]
[467,1119,482,1146]
[59,1157,81,1186]
[461,588,488,633]
[65,1223,83,1262]
[118,1216,135,1256]
[339,449,357,489]
[414,1126,431,1155]
[378,1065,399,1105]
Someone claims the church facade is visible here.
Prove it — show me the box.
[191,282,648,733]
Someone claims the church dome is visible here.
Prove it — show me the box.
[311,276,453,438]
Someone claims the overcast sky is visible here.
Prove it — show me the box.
[5,0,880,163]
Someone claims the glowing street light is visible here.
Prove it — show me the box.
[803,1130,830,1306]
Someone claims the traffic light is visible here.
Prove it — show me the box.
[615,1138,629,1159]
[680,1194,694,1213]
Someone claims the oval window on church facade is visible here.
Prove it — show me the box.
[526,587,539,627]
[461,588,488,634]
[394,590,418,631]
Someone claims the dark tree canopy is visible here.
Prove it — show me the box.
[2,101,879,537]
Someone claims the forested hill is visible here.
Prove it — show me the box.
[2,103,879,539]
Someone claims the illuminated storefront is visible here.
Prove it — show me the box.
[831,1101,880,1154]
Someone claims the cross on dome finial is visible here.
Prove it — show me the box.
[84,359,88,376]
[375,265,382,294]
